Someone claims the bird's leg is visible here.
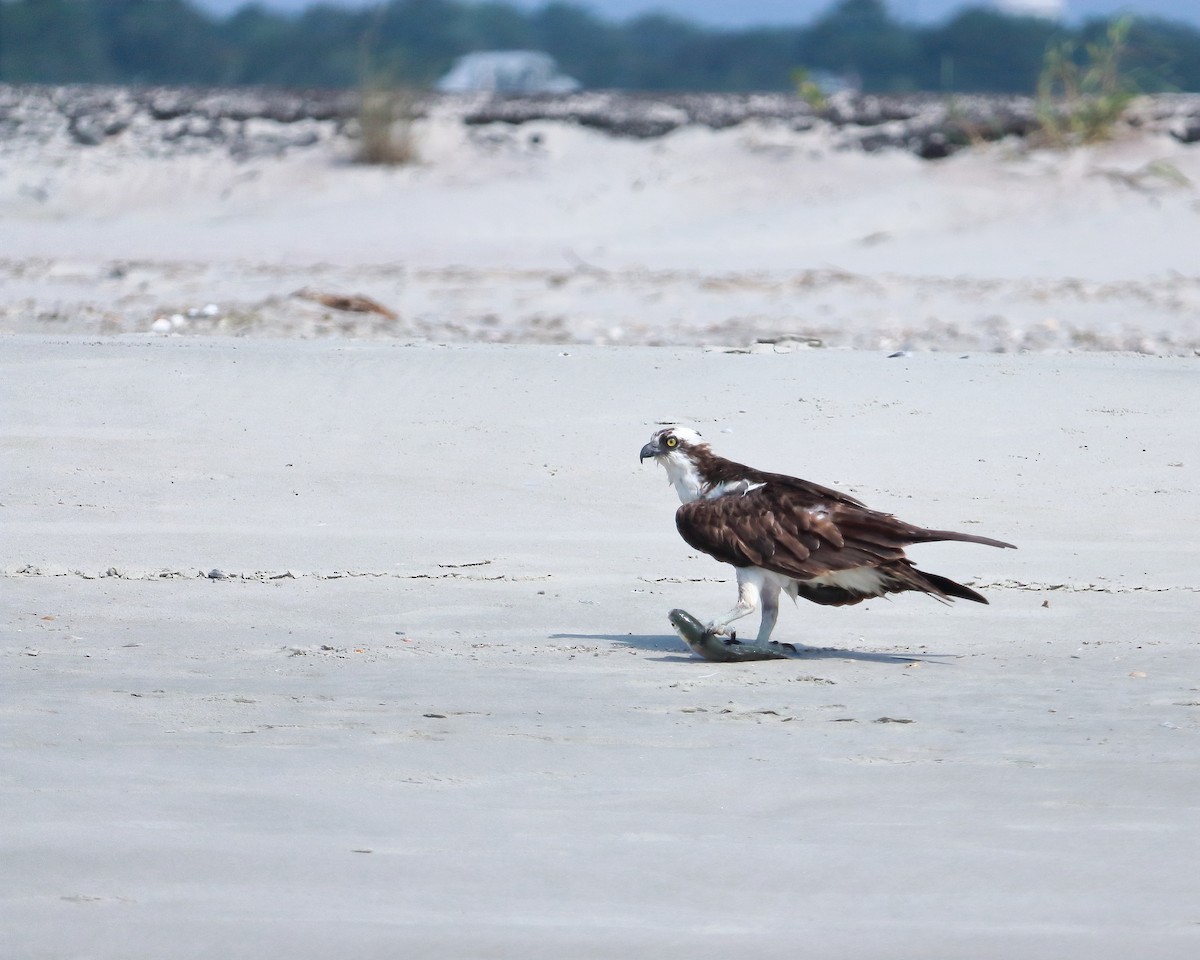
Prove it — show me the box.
[706,571,762,639]
[756,580,781,644]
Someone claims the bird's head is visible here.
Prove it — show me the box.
[640,427,710,502]
[639,426,706,464]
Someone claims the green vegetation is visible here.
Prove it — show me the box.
[791,69,827,111]
[352,6,419,165]
[355,84,419,165]
[2,0,1200,94]
[1035,18,1138,146]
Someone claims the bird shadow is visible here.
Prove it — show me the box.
[550,632,694,662]
[783,645,958,666]
[549,632,958,665]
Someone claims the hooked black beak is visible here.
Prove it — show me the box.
[639,439,662,463]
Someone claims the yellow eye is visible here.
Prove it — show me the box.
[665,437,678,448]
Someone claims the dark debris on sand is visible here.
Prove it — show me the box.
[4,85,1200,161]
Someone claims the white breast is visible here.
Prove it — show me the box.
[662,452,705,504]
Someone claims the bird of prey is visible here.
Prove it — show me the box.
[639,426,1015,645]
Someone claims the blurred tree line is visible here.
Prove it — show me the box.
[2,0,1199,93]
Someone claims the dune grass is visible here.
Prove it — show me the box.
[355,84,419,166]
[1035,18,1138,147]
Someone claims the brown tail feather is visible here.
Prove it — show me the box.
[913,527,1016,550]
[919,570,989,604]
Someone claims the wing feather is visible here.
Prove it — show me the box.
[676,484,937,580]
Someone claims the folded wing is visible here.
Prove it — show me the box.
[675,484,1014,605]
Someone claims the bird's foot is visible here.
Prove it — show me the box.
[670,610,795,662]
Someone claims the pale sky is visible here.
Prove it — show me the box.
[192,0,1200,27]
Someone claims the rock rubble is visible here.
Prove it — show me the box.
[5,84,1200,160]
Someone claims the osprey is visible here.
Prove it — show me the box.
[639,426,1015,644]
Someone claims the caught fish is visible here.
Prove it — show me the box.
[668,608,800,662]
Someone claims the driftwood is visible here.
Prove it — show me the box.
[293,288,398,321]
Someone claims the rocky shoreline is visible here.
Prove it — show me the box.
[5,84,1200,160]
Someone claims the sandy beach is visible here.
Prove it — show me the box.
[3,88,1200,957]
[3,335,1199,958]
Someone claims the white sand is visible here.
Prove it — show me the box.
[3,336,1198,957]
[4,99,1199,954]
[4,114,1200,349]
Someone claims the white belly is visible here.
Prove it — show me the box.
[740,565,888,599]
[806,567,888,595]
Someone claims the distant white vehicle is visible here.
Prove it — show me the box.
[436,51,581,94]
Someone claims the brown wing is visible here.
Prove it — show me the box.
[677,487,887,578]
[674,484,1011,581]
